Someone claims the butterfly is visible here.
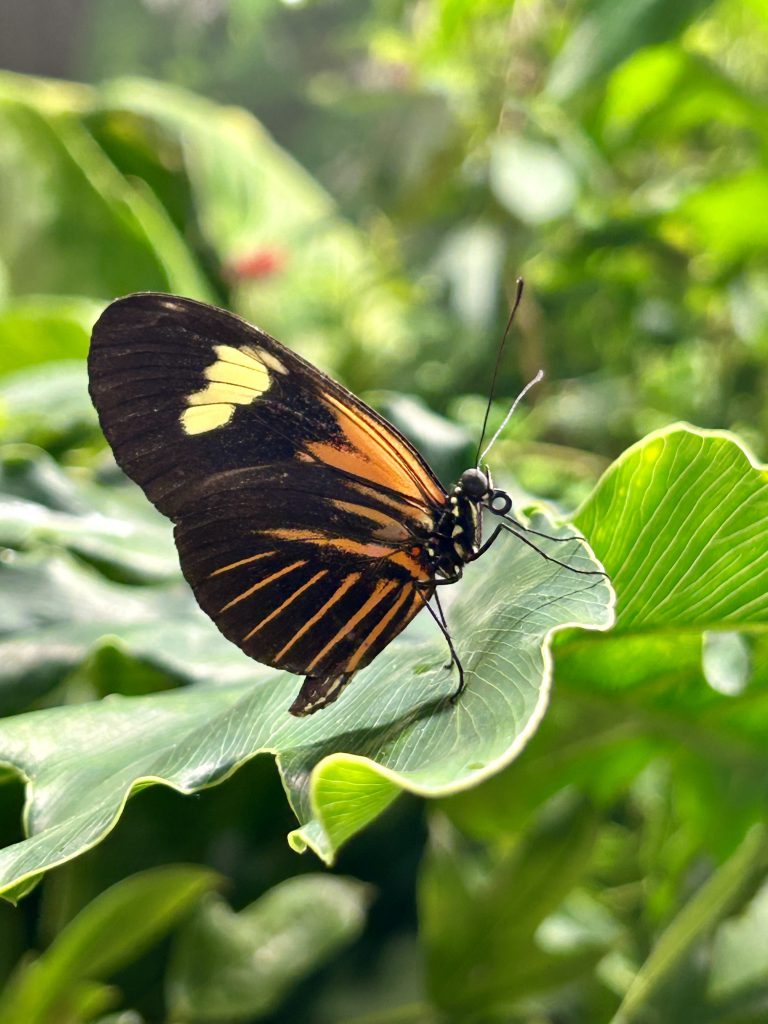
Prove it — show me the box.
[88,289,589,716]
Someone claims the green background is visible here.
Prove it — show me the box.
[2,1,768,1022]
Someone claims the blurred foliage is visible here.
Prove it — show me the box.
[2,0,768,1021]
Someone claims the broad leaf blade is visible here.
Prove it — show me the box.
[0,866,218,1024]
[0,508,612,893]
[575,425,768,632]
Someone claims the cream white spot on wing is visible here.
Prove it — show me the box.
[180,344,278,434]
[180,403,234,435]
[257,348,289,374]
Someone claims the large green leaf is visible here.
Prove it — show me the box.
[0,445,178,584]
[574,425,768,634]
[446,425,768,860]
[0,497,611,894]
[166,876,369,1021]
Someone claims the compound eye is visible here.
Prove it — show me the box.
[459,468,489,498]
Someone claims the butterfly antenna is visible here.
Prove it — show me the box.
[475,280,540,468]
[475,278,528,466]
[479,368,544,464]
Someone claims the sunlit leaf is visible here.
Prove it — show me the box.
[0,503,612,893]
[546,0,711,100]
[0,75,212,301]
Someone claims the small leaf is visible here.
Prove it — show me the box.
[166,875,369,1021]
[0,866,219,1024]
[609,825,768,1024]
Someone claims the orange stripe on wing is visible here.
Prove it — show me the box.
[209,551,276,577]
[306,579,399,672]
[330,498,410,541]
[274,572,362,663]
[242,569,327,643]
[347,481,435,532]
[262,528,399,561]
[219,559,306,613]
[344,585,413,672]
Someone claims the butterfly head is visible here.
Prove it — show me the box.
[458,467,491,500]
[456,467,512,516]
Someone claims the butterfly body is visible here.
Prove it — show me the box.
[88,293,511,716]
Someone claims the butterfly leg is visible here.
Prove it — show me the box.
[415,568,463,588]
[432,589,455,672]
[501,513,587,544]
[482,523,606,577]
[419,592,466,702]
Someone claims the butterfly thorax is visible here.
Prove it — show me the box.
[426,493,480,578]
[424,466,507,579]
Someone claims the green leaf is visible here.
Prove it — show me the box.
[0,552,260,714]
[546,0,711,100]
[0,365,98,450]
[665,172,768,265]
[166,875,369,1021]
[0,78,212,301]
[574,425,768,633]
[709,878,768,1005]
[609,825,768,1024]
[551,426,768,852]
[0,505,612,893]
[0,866,218,1024]
[90,77,419,388]
[420,799,602,1014]
[0,445,178,584]
[0,296,100,376]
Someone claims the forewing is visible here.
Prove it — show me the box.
[88,292,445,520]
[88,293,441,694]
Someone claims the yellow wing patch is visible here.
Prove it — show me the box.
[180,344,287,435]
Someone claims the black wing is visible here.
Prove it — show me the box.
[88,293,443,714]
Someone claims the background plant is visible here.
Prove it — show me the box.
[2,0,768,1021]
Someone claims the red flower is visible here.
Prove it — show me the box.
[227,247,286,281]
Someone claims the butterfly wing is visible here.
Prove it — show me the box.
[88,293,443,714]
